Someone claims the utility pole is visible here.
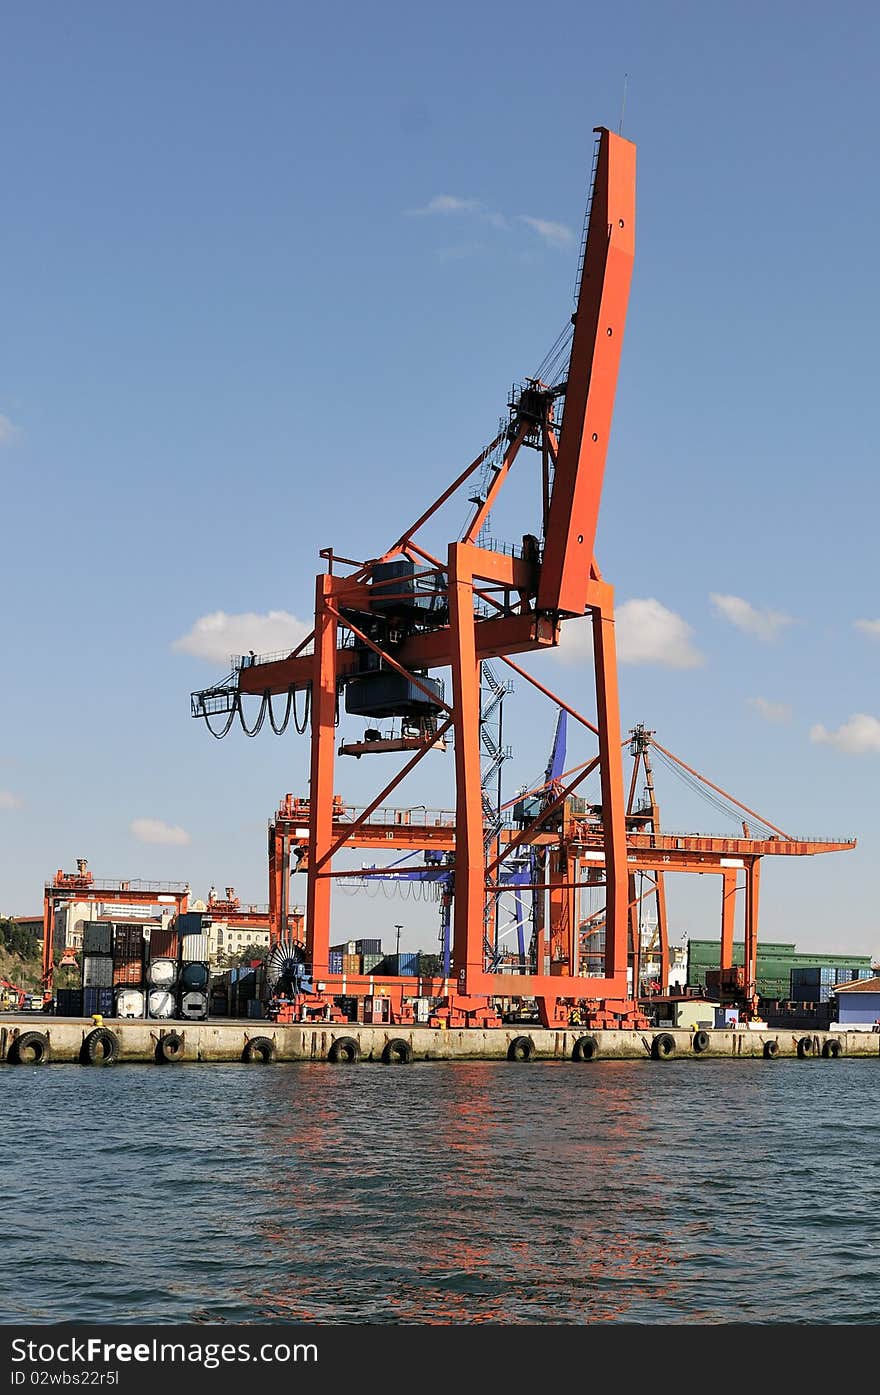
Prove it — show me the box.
[394,923,403,960]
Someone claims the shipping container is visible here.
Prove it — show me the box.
[385,952,420,976]
[112,960,143,988]
[115,988,145,1018]
[355,939,382,956]
[56,988,83,1016]
[82,955,114,988]
[147,926,179,959]
[147,957,178,988]
[342,953,361,975]
[181,932,210,962]
[246,999,266,1019]
[82,922,113,955]
[147,988,176,1019]
[113,923,145,961]
[362,953,384,974]
[83,986,115,1017]
[176,912,204,935]
[328,950,344,974]
[179,990,208,1020]
[180,962,210,992]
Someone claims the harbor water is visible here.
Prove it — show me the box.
[4,1059,880,1324]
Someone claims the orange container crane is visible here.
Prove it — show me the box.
[193,127,639,1029]
[190,127,855,1028]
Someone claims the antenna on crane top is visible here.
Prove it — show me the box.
[619,73,629,135]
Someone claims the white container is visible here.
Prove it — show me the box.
[148,988,176,1019]
[147,957,178,988]
[181,932,210,962]
[115,988,145,1018]
[179,990,208,1020]
[82,955,113,988]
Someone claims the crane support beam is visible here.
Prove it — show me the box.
[237,611,558,696]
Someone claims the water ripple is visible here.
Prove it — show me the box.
[3,1059,880,1322]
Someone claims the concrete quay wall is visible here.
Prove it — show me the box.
[3,1017,880,1065]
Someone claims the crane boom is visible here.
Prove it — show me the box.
[537,128,636,616]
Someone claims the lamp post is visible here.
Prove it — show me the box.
[395,924,403,961]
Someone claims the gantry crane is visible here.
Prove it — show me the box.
[192,126,855,1028]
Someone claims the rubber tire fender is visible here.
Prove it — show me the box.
[796,1035,815,1059]
[763,1039,780,1059]
[692,1030,710,1054]
[156,1031,185,1064]
[327,1035,361,1064]
[572,1034,599,1062]
[242,1036,276,1064]
[507,1035,535,1062]
[822,1038,843,1059]
[9,1031,50,1065]
[651,1032,676,1060]
[81,1027,119,1067]
[381,1037,413,1065]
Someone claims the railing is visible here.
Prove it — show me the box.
[46,878,190,894]
[575,826,856,848]
[335,804,456,829]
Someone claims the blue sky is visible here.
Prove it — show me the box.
[2,1,879,957]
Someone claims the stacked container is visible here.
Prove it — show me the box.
[790,966,837,1004]
[82,920,115,1017]
[178,912,209,1020]
[112,923,145,1018]
[146,923,179,1020]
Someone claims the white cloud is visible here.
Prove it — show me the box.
[854,618,880,639]
[554,616,593,664]
[408,195,482,216]
[553,599,703,669]
[172,609,310,664]
[748,696,793,724]
[408,200,574,246]
[0,789,24,810]
[0,414,19,447]
[810,714,880,755]
[617,598,704,668]
[517,215,575,248]
[130,818,191,846]
[709,593,795,641]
